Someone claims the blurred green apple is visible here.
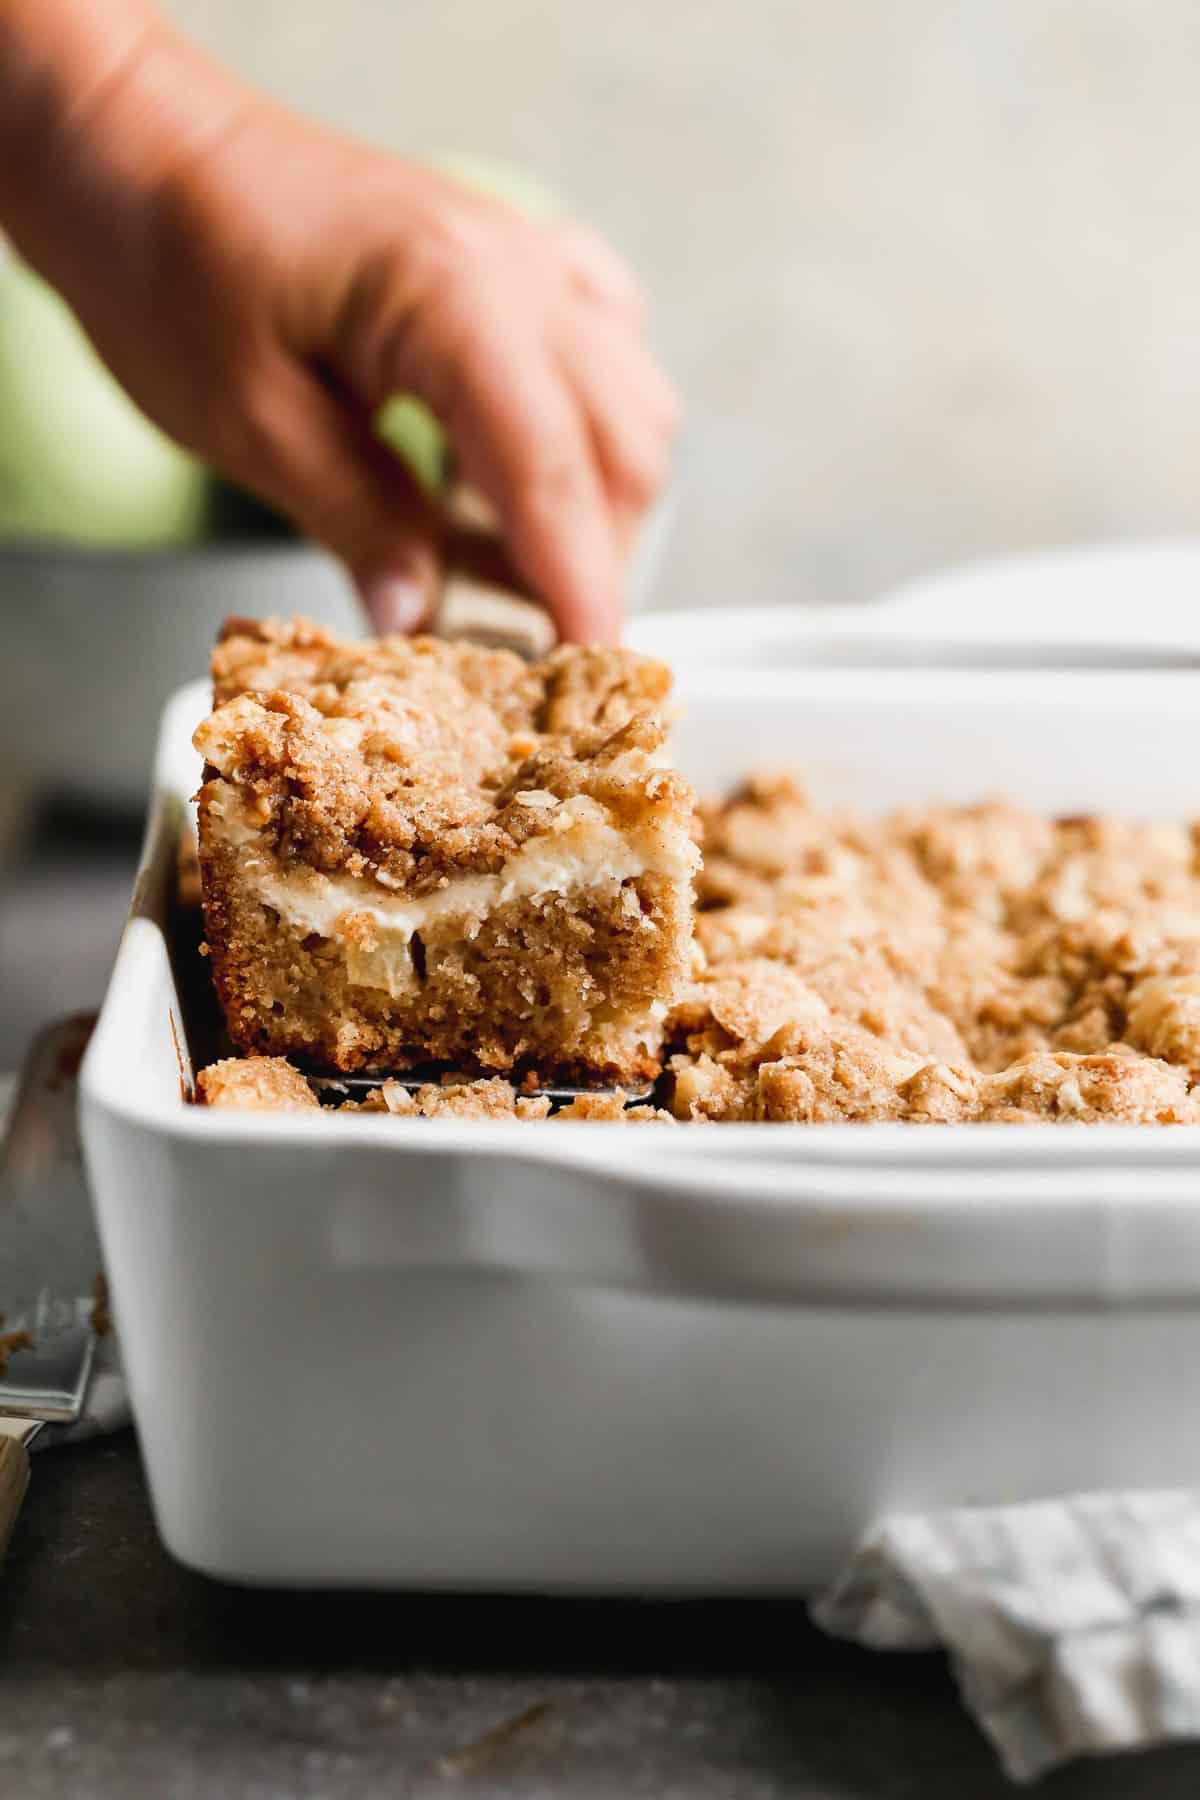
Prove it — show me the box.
[427,152,562,224]
[375,154,563,493]
[0,154,563,550]
[0,253,210,548]
[374,392,449,496]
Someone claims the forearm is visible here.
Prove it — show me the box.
[0,0,244,306]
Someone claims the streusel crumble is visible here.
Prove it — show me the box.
[666,774,1200,1122]
[197,1057,673,1121]
[193,618,698,1080]
[194,628,1200,1126]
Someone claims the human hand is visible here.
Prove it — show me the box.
[0,5,679,641]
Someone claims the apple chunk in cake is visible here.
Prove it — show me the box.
[193,618,698,1078]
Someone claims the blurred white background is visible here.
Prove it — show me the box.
[170,0,1200,611]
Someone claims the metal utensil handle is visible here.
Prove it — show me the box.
[0,1433,30,1559]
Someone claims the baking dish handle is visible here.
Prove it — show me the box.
[328,1146,659,1292]
[326,1140,1200,1308]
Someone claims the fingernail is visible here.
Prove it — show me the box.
[363,575,428,637]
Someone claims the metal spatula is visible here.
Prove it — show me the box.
[308,1071,655,1109]
[0,1015,102,1553]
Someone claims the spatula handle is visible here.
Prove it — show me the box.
[0,1435,31,1558]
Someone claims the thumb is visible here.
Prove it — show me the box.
[228,364,444,634]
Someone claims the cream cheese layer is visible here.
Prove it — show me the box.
[212,789,696,996]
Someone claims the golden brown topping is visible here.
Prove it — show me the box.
[197,1056,320,1112]
[196,618,684,900]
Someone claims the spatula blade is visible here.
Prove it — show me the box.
[0,1015,100,1428]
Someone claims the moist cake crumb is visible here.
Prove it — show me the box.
[193,617,697,1081]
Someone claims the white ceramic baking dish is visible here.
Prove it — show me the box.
[79,552,1200,1592]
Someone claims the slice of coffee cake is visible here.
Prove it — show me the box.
[193,617,697,1079]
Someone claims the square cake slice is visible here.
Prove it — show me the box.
[193,617,698,1079]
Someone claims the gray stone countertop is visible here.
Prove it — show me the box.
[5,1434,1200,1799]
[3,803,1200,1798]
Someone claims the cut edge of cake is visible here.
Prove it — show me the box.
[192,618,699,1079]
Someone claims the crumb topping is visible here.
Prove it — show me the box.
[196,617,687,899]
[666,776,1200,1122]
[197,1055,320,1112]
[192,632,1200,1126]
